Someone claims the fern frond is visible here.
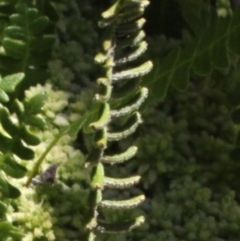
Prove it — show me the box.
[85,0,151,239]
[0,91,46,179]
[0,63,47,239]
[145,6,240,99]
[0,1,55,95]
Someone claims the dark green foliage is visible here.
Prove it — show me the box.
[35,175,90,241]
[0,90,46,198]
[0,155,27,178]
[23,91,47,116]
[227,82,240,107]
[102,76,240,241]
[48,0,100,90]
[0,171,21,198]
[0,0,55,96]
[0,71,43,207]
[1,0,240,241]
[0,67,47,238]
[144,4,240,100]
[3,2,54,65]
[0,72,24,102]
[231,108,240,123]
[35,0,59,22]
[0,221,24,240]
[67,115,88,137]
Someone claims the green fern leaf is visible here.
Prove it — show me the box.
[12,139,34,160]
[0,106,19,136]
[0,73,24,92]
[20,126,40,145]
[2,38,26,59]
[0,89,9,102]
[0,2,55,93]
[0,73,24,102]
[0,171,21,198]
[0,221,24,239]
[0,154,27,178]
[68,116,87,137]
[4,26,26,40]
[29,16,49,34]
[23,115,45,128]
[0,133,12,152]
[24,91,47,116]
[145,7,240,99]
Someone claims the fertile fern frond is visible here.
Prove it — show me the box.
[85,0,152,239]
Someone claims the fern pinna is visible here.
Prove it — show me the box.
[85,0,152,239]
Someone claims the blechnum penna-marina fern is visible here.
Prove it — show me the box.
[0,0,54,239]
[85,0,152,239]
[0,0,153,240]
[0,76,47,240]
[0,0,55,93]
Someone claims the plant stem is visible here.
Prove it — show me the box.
[25,129,66,187]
